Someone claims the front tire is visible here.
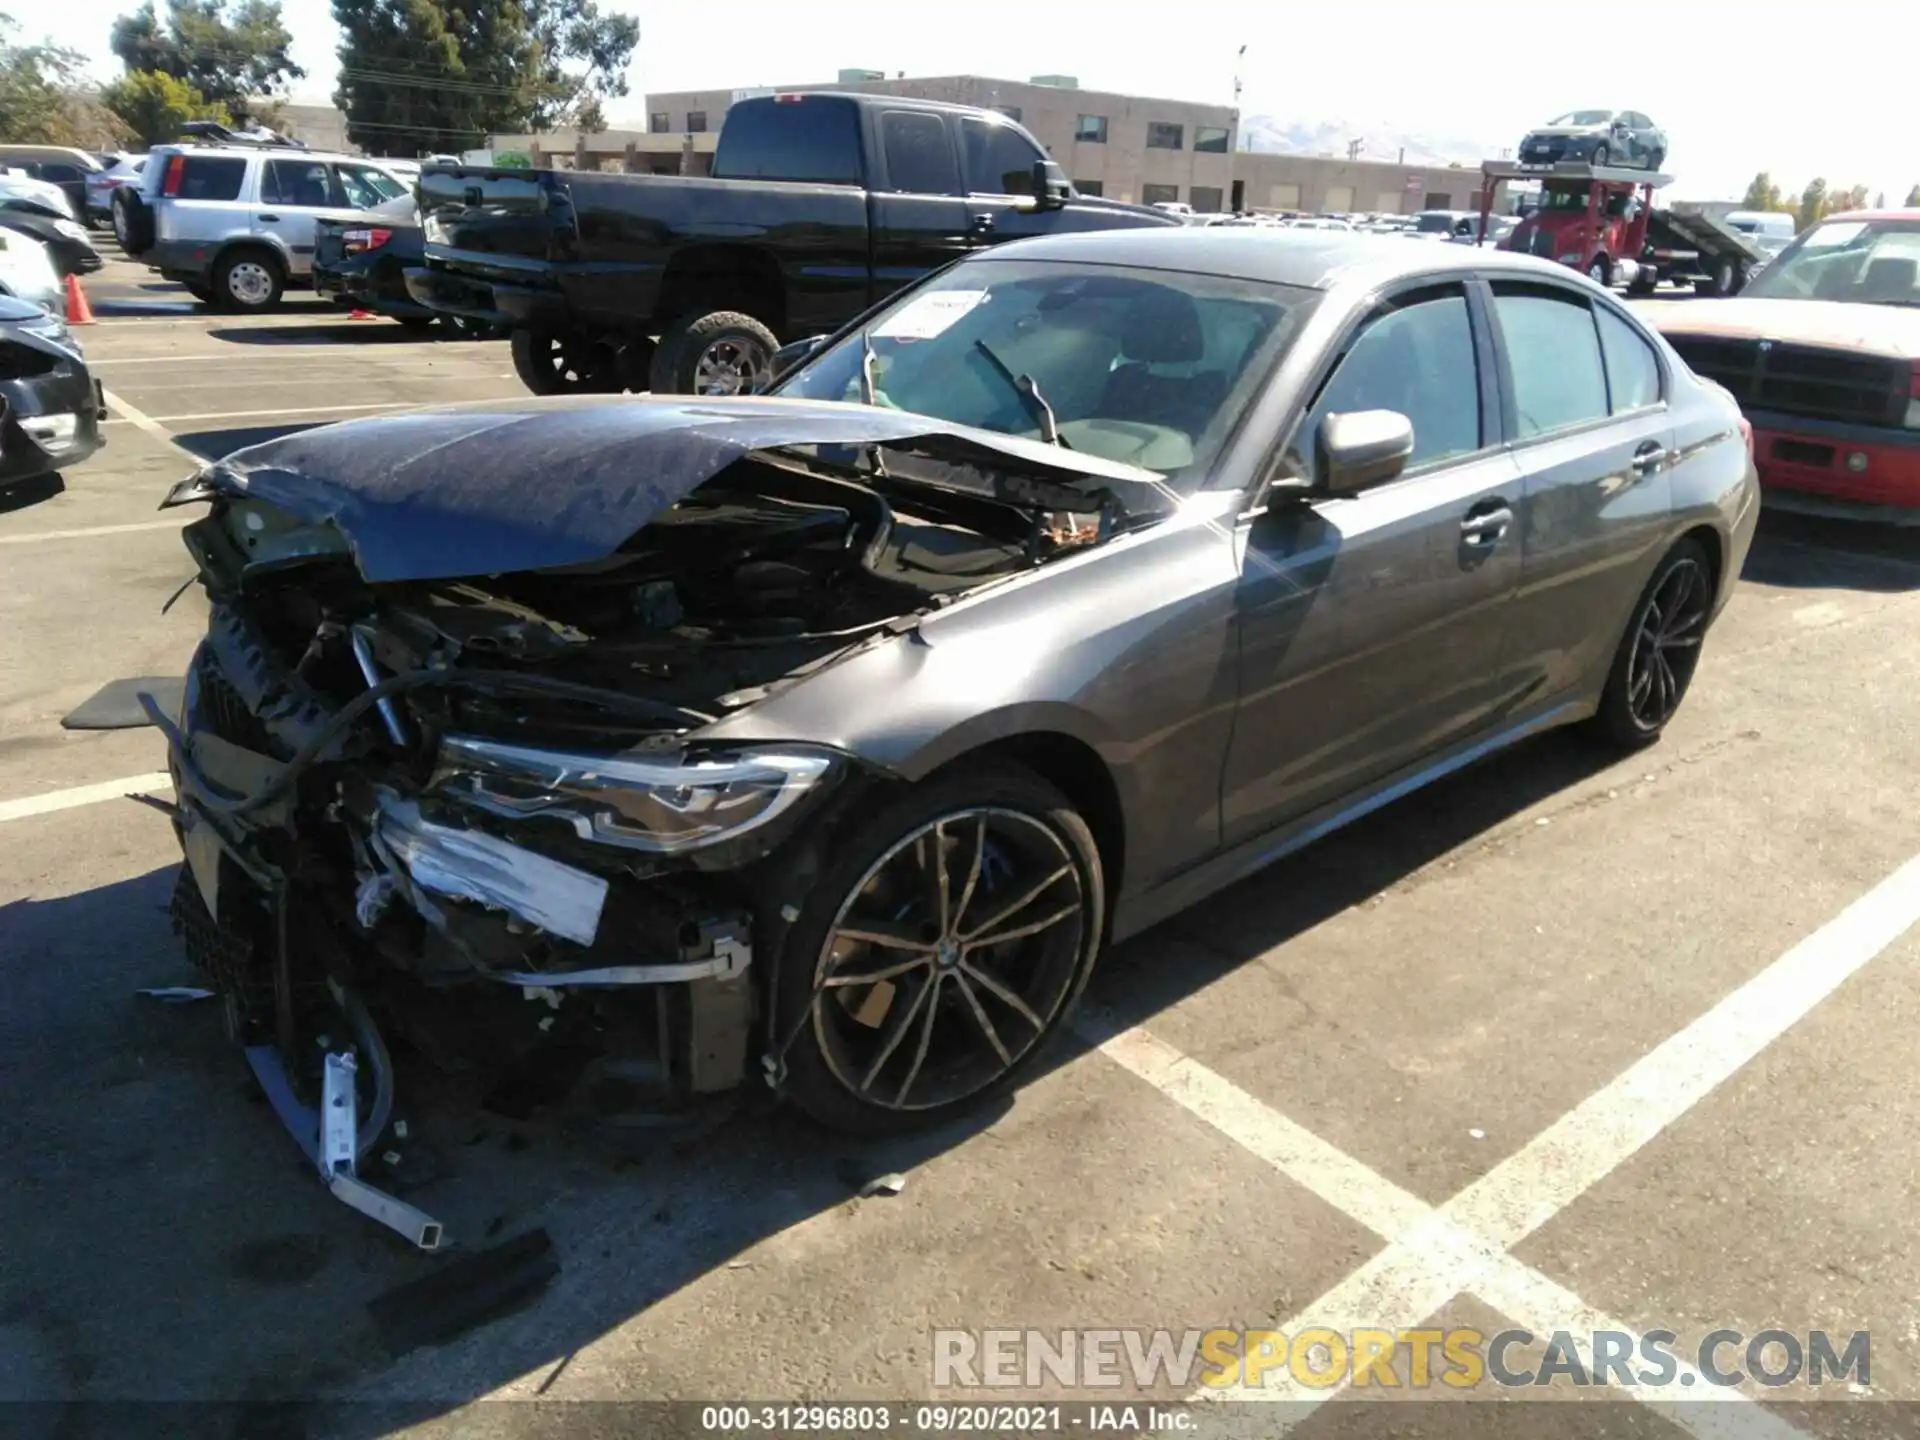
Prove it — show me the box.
[649,309,778,396]
[1587,254,1613,287]
[1586,539,1714,749]
[510,326,621,394]
[770,762,1106,1134]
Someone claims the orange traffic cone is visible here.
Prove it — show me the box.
[65,274,95,325]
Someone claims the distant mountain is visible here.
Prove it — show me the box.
[1239,114,1504,169]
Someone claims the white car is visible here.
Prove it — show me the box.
[0,169,76,221]
[84,153,147,225]
[0,227,63,313]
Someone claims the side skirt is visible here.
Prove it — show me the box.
[1110,699,1590,944]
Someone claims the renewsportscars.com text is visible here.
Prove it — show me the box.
[932,1327,1870,1391]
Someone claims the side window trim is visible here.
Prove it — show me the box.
[1266,278,1489,494]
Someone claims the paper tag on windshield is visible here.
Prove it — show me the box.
[874,289,987,340]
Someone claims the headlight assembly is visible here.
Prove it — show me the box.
[433,735,838,854]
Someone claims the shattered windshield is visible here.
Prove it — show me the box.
[1742,220,1920,307]
[774,259,1311,489]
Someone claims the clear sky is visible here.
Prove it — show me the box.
[35,0,1918,205]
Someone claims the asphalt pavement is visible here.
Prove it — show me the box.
[2,243,1919,1439]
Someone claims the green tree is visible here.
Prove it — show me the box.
[109,0,301,121]
[1742,171,1783,212]
[331,0,636,155]
[1907,184,1920,208]
[101,67,230,146]
[1797,177,1827,232]
[0,13,132,146]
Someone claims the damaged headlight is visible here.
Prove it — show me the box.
[434,736,837,854]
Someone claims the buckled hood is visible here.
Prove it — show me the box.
[163,394,1170,583]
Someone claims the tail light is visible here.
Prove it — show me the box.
[343,228,392,254]
[162,154,186,196]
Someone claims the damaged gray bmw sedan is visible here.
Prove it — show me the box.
[154,229,1757,1242]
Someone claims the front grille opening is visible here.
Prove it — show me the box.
[1772,439,1836,468]
[1665,336,1906,426]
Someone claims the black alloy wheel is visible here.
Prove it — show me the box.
[1589,539,1713,747]
[509,326,620,394]
[772,765,1104,1132]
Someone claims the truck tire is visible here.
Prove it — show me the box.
[112,188,153,256]
[650,309,779,396]
[1587,255,1613,288]
[1627,267,1658,296]
[1694,257,1740,298]
[510,327,621,394]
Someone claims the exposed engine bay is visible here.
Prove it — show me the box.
[154,424,1141,1249]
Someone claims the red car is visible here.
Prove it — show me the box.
[1637,209,1920,510]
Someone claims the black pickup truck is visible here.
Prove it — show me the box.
[404,91,1179,396]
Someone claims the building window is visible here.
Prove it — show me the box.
[1075,178,1103,196]
[1424,191,1453,209]
[1075,114,1107,143]
[686,110,708,133]
[649,113,669,133]
[994,105,1022,123]
[1142,183,1180,205]
[1189,185,1223,212]
[1146,122,1184,150]
[1195,126,1230,153]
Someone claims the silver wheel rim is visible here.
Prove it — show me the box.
[810,807,1088,1112]
[693,336,770,396]
[1625,557,1709,732]
[1590,260,1607,284]
[227,261,273,306]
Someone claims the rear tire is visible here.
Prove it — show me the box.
[1584,538,1714,750]
[510,326,621,394]
[649,309,778,396]
[1694,257,1744,298]
[213,248,284,312]
[1587,254,1613,288]
[1626,267,1658,296]
[111,189,152,255]
[769,762,1105,1134]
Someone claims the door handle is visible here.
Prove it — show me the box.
[1460,503,1513,544]
[970,213,995,233]
[258,213,280,222]
[1631,440,1669,476]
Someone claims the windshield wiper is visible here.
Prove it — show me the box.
[972,340,1067,447]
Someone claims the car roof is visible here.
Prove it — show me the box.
[1814,209,1920,225]
[972,225,1582,292]
[150,144,374,165]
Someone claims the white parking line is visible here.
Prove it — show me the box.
[0,773,174,824]
[95,346,453,364]
[1079,847,1920,1429]
[105,400,420,425]
[99,387,196,461]
[0,518,188,545]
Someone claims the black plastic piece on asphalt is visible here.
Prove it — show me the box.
[366,1227,559,1358]
[61,677,186,730]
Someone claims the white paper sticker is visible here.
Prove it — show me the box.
[873,289,987,340]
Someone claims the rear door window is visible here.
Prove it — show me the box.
[1490,284,1610,438]
[262,159,336,208]
[1595,305,1663,413]
[711,97,862,184]
[880,111,959,194]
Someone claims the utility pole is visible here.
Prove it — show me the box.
[1229,43,1246,213]
[1346,138,1363,162]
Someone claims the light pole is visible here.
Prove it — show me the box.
[1229,43,1246,214]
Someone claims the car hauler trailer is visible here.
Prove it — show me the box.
[1477,158,1671,288]
[1631,206,1769,297]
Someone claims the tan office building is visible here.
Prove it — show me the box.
[642,72,1496,216]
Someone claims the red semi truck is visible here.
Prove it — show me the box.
[1478,159,1661,288]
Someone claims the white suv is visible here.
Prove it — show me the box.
[113,144,416,311]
